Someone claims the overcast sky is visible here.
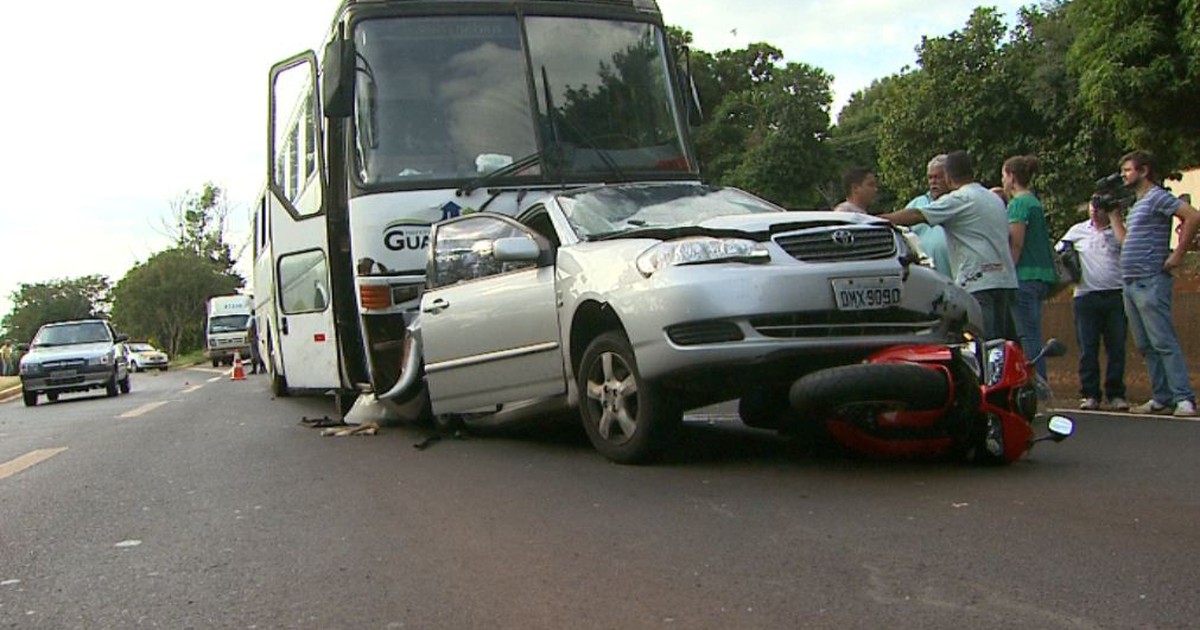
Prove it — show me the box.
[0,0,1029,322]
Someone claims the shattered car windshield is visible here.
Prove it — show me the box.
[556,184,783,240]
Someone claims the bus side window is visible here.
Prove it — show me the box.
[278,250,328,314]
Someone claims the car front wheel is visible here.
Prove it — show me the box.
[106,372,119,397]
[22,389,37,407]
[578,331,681,464]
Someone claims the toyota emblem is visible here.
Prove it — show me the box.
[831,229,855,246]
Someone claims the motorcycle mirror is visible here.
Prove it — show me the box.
[1030,338,1068,365]
[1046,415,1074,442]
[1043,338,1068,357]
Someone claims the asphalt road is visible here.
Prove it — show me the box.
[1,367,1197,629]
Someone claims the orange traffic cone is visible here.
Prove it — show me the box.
[231,351,246,381]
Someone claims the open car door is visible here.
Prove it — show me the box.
[419,214,565,413]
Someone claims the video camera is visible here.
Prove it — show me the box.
[1092,173,1134,213]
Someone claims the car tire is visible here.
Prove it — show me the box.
[23,389,37,407]
[106,372,120,397]
[119,374,131,394]
[211,359,220,368]
[577,331,681,464]
[132,361,141,373]
[47,392,59,402]
[789,362,950,418]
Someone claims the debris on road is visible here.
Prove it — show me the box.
[321,423,380,437]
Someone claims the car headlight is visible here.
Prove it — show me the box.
[88,354,112,366]
[636,237,769,277]
[20,362,40,375]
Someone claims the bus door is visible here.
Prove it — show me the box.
[268,52,341,390]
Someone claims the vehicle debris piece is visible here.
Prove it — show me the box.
[321,423,380,437]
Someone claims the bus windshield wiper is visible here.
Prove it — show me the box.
[457,150,543,197]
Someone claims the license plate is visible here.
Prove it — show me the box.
[51,369,77,379]
[831,276,903,311]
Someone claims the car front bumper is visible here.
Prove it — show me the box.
[607,261,979,393]
[22,366,115,393]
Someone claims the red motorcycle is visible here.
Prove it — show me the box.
[787,338,1074,464]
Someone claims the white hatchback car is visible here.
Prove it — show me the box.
[409,182,981,463]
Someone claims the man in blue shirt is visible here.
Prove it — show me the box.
[905,154,953,277]
[882,151,1018,341]
[1109,150,1200,416]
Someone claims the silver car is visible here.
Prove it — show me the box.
[410,182,981,463]
[19,319,131,406]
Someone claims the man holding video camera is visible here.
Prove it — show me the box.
[1108,150,1200,416]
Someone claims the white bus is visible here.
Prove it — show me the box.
[253,0,700,412]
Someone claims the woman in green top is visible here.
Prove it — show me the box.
[1003,154,1057,379]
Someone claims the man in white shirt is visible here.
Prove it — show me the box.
[833,167,878,214]
[880,151,1019,340]
[1059,199,1128,411]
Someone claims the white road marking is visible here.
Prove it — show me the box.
[189,367,226,375]
[182,385,204,394]
[0,447,69,481]
[206,376,222,383]
[117,401,170,418]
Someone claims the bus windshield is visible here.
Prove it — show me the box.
[353,14,691,187]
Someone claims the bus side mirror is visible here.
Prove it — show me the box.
[322,39,355,119]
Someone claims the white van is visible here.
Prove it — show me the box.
[205,295,253,367]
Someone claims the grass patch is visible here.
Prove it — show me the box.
[170,350,206,368]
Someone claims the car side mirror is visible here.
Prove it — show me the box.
[17,343,29,352]
[115,333,129,343]
[493,237,542,263]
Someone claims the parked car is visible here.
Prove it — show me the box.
[122,342,169,372]
[19,319,130,406]
[400,182,982,463]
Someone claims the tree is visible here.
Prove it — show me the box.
[1068,0,1200,171]
[110,249,241,356]
[1,276,112,343]
[165,182,240,276]
[863,4,1124,236]
[685,42,835,208]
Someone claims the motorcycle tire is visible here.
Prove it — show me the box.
[789,362,949,418]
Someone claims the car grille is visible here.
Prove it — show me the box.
[41,358,87,371]
[666,321,745,346]
[774,225,897,262]
[750,310,941,338]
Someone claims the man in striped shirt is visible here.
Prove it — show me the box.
[1109,150,1200,417]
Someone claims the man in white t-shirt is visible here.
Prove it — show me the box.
[1058,199,1128,411]
[880,151,1018,340]
[833,167,878,214]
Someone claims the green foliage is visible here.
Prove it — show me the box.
[688,42,835,208]
[169,182,240,277]
[861,4,1126,237]
[1,275,111,343]
[1068,0,1200,171]
[110,248,241,357]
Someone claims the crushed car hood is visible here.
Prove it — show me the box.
[598,211,889,242]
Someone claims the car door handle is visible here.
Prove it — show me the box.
[423,298,450,314]
[281,317,289,335]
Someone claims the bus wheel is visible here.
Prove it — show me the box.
[271,370,290,397]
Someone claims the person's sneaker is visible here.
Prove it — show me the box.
[1132,400,1171,415]
[1108,397,1131,411]
[1079,398,1100,410]
[1173,400,1197,417]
